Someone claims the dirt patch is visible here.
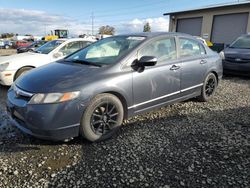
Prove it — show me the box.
[0,49,16,56]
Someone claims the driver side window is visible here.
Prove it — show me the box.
[138,37,177,64]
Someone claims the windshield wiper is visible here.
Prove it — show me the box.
[68,59,103,67]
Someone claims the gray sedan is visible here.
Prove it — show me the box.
[7,32,223,142]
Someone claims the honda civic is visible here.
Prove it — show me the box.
[7,32,223,142]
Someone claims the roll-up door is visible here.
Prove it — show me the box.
[211,13,248,45]
[177,17,203,36]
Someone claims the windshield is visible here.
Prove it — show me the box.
[35,40,65,54]
[230,35,250,49]
[65,36,146,65]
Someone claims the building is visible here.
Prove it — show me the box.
[13,35,43,41]
[164,1,250,48]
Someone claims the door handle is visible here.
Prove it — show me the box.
[200,60,207,64]
[170,65,180,71]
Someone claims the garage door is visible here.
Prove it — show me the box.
[211,13,249,45]
[177,17,203,36]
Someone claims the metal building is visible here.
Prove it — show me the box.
[164,2,250,47]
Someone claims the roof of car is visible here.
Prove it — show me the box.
[117,32,192,38]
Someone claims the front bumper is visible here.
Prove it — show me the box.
[6,87,87,141]
[0,70,15,86]
[223,60,250,76]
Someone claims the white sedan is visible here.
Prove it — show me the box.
[0,38,96,86]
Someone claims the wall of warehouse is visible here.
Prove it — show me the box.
[168,4,250,42]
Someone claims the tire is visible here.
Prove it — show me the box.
[14,67,33,80]
[5,45,10,49]
[80,93,124,142]
[198,73,218,102]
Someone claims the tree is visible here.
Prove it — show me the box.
[1,33,15,38]
[143,22,151,32]
[99,25,115,35]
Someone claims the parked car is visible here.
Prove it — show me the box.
[0,38,96,86]
[195,36,213,47]
[6,32,222,142]
[0,40,13,49]
[220,34,250,76]
[17,40,47,53]
[15,40,33,48]
[0,40,4,48]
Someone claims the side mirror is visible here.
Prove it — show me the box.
[138,56,157,67]
[53,52,63,58]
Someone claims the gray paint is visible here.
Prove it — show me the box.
[177,17,203,36]
[7,32,223,141]
[211,13,249,44]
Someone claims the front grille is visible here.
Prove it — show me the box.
[13,85,33,101]
[225,57,250,64]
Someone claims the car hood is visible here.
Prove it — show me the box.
[224,47,250,58]
[15,61,106,93]
[0,52,47,64]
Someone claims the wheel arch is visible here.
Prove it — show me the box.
[14,66,36,80]
[100,91,128,119]
[210,71,219,83]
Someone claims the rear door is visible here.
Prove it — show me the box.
[132,37,181,112]
[178,37,208,92]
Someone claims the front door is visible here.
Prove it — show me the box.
[132,37,181,112]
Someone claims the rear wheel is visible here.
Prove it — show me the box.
[80,93,124,142]
[14,67,33,80]
[198,73,217,102]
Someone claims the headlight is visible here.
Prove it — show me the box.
[219,51,225,60]
[0,62,10,71]
[29,91,80,104]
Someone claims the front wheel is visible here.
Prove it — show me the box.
[80,93,124,142]
[198,73,218,102]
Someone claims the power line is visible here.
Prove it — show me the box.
[73,0,167,18]
[91,12,94,35]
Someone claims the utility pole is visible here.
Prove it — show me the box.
[44,24,47,36]
[91,12,94,36]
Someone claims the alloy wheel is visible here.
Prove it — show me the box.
[90,102,119,135]
[205,77,216,97]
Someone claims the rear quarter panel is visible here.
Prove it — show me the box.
[205,47,223,81]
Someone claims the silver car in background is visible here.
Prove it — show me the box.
[7,32,223,142]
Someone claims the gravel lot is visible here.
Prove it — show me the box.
[0,69,249,187]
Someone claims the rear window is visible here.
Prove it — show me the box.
[179,38,206,58]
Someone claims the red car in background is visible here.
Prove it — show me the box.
[15,40,33,48]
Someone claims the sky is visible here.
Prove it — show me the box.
[0,0,242,36]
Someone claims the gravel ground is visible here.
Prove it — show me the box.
[0,76,249,188]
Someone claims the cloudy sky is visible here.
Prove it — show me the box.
[0,0,235,36]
